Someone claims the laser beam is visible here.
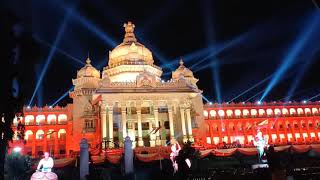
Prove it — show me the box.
[260,11,320,101]
[34,35,85,66]
[29,10,71,106]
[50,86,74,107]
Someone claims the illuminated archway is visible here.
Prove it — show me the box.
[24,115,34,125]
[36,130,45,140]
[47,114,57,124]
[25,130,33,140]
[58,114,67,124]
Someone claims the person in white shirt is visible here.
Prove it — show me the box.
[37,152,54,172]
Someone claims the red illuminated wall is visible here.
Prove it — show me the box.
[203,102,320,146]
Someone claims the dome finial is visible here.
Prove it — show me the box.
[86,52,91,64]
[123,21,137,43]
[179,57,184,66]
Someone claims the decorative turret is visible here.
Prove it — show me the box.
[72,56,101,91]
[172,58,199,86]
[77,57,100,79]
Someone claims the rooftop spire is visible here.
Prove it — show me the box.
[123,21,137,43]
[179,57,185,66]
[86,52,91,64]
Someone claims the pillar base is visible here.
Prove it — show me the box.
[156,136,161,146]
[183,136,188,143]
[150,140,156,147]
[138,138,144,147]
[188,135,194,142]
[132,141,136,149]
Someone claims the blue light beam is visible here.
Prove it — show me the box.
[28,11,71,106]
[260,11,320,102]
[50,86,74,107]
[34,35,85,66]
[227,74,273,103]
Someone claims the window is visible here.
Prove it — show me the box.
[164,121,170,129]
[142,122,149,130]
[85,119,95,129]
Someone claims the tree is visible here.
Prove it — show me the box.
[5,152,32,180]
[0,5,39,179]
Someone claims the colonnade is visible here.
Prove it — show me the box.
[100,101,194,147]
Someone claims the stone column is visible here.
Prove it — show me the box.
[100,104,107,142]
[168,106,175,142]
[44,132,48,153]
[108,106,114,148]
[149,120,155,147]
[124,136,134,175]
[209,123,214,144]
[32,134,36,157]
[186,108,194,142]
[137,108,144,147]
[121,106,127,141]
[180,107,188,143]
[80,138,89,180]
[54,132,59,157]
[154,106,161,146]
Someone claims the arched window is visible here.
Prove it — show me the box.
[47,114,57,125]
[24,115,34,125]
[266,109,273,116]
[36,130,45,140]
[289,108,296,115]
[305,108,311,115]
[36,115,45,125]
[46,129,55,139]
[58,114,67,124]
[243,109,249,116]
[226,110,233,117]
[274,108,281,115]
[250,109,257,116]
[209,110,216,117]
[297,108,304,115]
[58,129,67,140]
[312,108,319,115]
[203,110,209,118]
[25,130,33,140]
[282,108,289,115]
[218,110,225,117]
[235,109,241,116]
[258,109,265,116]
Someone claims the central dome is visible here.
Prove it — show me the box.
[108,22,154,67]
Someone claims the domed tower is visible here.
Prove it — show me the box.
[69,57,101,150]
[102,21,162,82]
[172,58,199,87]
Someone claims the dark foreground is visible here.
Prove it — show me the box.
[23,151,320,180]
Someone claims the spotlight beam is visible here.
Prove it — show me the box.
[260,12,320,101]
[28,11,71,106]
[57,1,118,48]
[307,92,320,101]
[34,35,85,66]
[227,74,273,103]
[244,90,264,102]
[50,86,74,107]
[284,47,320,101]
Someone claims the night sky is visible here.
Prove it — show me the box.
[2,0,320,107]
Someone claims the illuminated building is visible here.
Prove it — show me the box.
[9,22,320,157]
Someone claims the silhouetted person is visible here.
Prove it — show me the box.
[266,146,285,180]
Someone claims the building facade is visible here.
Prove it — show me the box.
[9,22,320,157]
